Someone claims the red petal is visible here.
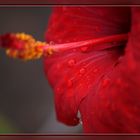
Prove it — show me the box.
[46,7,130,43]
[79,8,140,132]
[44,7,131,128]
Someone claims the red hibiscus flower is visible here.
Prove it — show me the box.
[0,7,140,133]
[44,7,140,133]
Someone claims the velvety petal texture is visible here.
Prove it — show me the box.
[44,7,140,132]
[79,8,140,132]
[46,7,130,43]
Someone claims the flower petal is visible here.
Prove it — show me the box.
[44,7,130,127]
[46,7,130,43]
[79,8,140,132]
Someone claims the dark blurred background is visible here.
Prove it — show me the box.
[0,7,82,133]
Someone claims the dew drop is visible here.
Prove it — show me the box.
[73,38,78,42]
[49,41,55,46]
[93,68,98,73]
[87,84,91,89]
[68,59,76,67]
[66,40,70,43]
[67,79,73,88]
[56,87,60,92]
[72,48,77,52]
[56,64,61,69]
[79,68,86,74]
[102,78,110,88]
[116,78,122,85]
[56,87,62,94]
[80,46,88,52]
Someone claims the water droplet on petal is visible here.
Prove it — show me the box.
[116,78,122,85]
[66,40,70,43]
[73,38,78,42]
[87,85,91,89]
[49,41,55,46]
[56,64,61,69]
[72,48,77,52]
[56,87,62,94]
[56,87,60,91]
[102,78,110,88]
[67,79,73,88]
[79,68,86,74]
[93,68,98,73]
[68,59,76,67]
[80,46,88,52]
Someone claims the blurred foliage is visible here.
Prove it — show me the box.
[0,115,17,133]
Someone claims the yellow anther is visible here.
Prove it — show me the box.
[6,49,18,59]
[6,33,48,60]
[1,32,56,60]
[15,33,35,42]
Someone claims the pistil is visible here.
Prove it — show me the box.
[0,32,129,61]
